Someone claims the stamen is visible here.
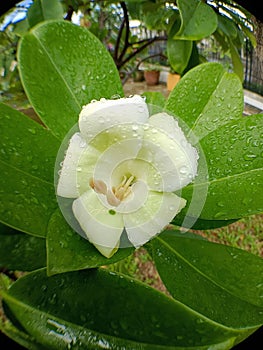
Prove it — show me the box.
[106,190,121,207]
[89,178,107,195]
[113,175,135,201]
[90,175,135,207]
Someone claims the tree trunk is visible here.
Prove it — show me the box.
[253,19,263,83]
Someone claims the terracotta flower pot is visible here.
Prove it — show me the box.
[167,73,180,91]
[144,70,160,86]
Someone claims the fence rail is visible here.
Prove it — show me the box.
[198,39,263,96]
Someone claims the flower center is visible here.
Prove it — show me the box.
[89,175,135,207]
[112,175,135,201]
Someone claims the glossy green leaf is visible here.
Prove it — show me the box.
[167,38,192,75]
[165,62,243,141]
[0,274,46,349]
[0,103,60,182]
[0,223,46,271]
[27,0,64,28]
[1,268,247,349]
[229,39,244,82]
[172,215,238,230]
[0,311,46,350]
[142,91,166,107]
[18,20,123,141]
[142,91,166,115]
[217,14,238,40]
[47,210,134,275]
[180,115,263,220]
[175,0,217,40]
[151,231,263,337]
[0,103,59,237]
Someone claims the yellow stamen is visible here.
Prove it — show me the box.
[90,175,135,207]
[113,175,135,201]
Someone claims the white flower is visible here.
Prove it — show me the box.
[57,95,198,258]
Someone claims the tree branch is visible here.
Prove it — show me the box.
[65,5,74,21]
[117,2,130,64]
[118,36,167,70]
[114,17,125,61]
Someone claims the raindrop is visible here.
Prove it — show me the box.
[179,166,188,175]
[244,153,257,161]
[79,140,86,148]
[214,212,226,219]
[111,94,121,100]
[41,285,47,292]
[143,125,149,131]
[137,105,145,113]
[28,128,36,134]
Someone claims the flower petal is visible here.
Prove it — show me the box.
[117,180,149,214]
[93,137,143,189]
[79,95,149,142]
[72,190,124,258]
[57,133,86,198]
[124,191,186,247]
[138,115,198,191]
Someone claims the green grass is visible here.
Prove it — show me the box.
[108,214,263,291]
[196,214,263,257]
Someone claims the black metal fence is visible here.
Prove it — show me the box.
[198,39,263,96]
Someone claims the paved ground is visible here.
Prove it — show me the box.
[123,79,170,99]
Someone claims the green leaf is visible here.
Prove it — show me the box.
[167,38,192,75]
[151,231,263,340]
[180,115,263,220]
[0,103,60,183]
[47,210,134,275]
[175,0,217,40]
[172,215,238,230]
[0,309,46,350]
[27,0,64,28]
[0,223,46,271]
[142,91,166,115]
[0,103,59,237]
[18,20,123,141]
[229,39,244,82]
[1,268,247,349]
[165,62,243,141]
[217,14,238,40]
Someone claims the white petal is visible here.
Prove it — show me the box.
[57,133,87,198]
[137,118,198,191]
[72,190,124,257]
[77,145,101,195]
[149,112,198,176]
[79,95,149,142]
[117,180,149,214]
[124,191,186,247]
[93,137,143,189]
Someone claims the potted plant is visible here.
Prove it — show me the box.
[143,62,162,86]
[167,68,180,91]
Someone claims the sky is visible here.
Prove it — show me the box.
[0,0,33,31]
